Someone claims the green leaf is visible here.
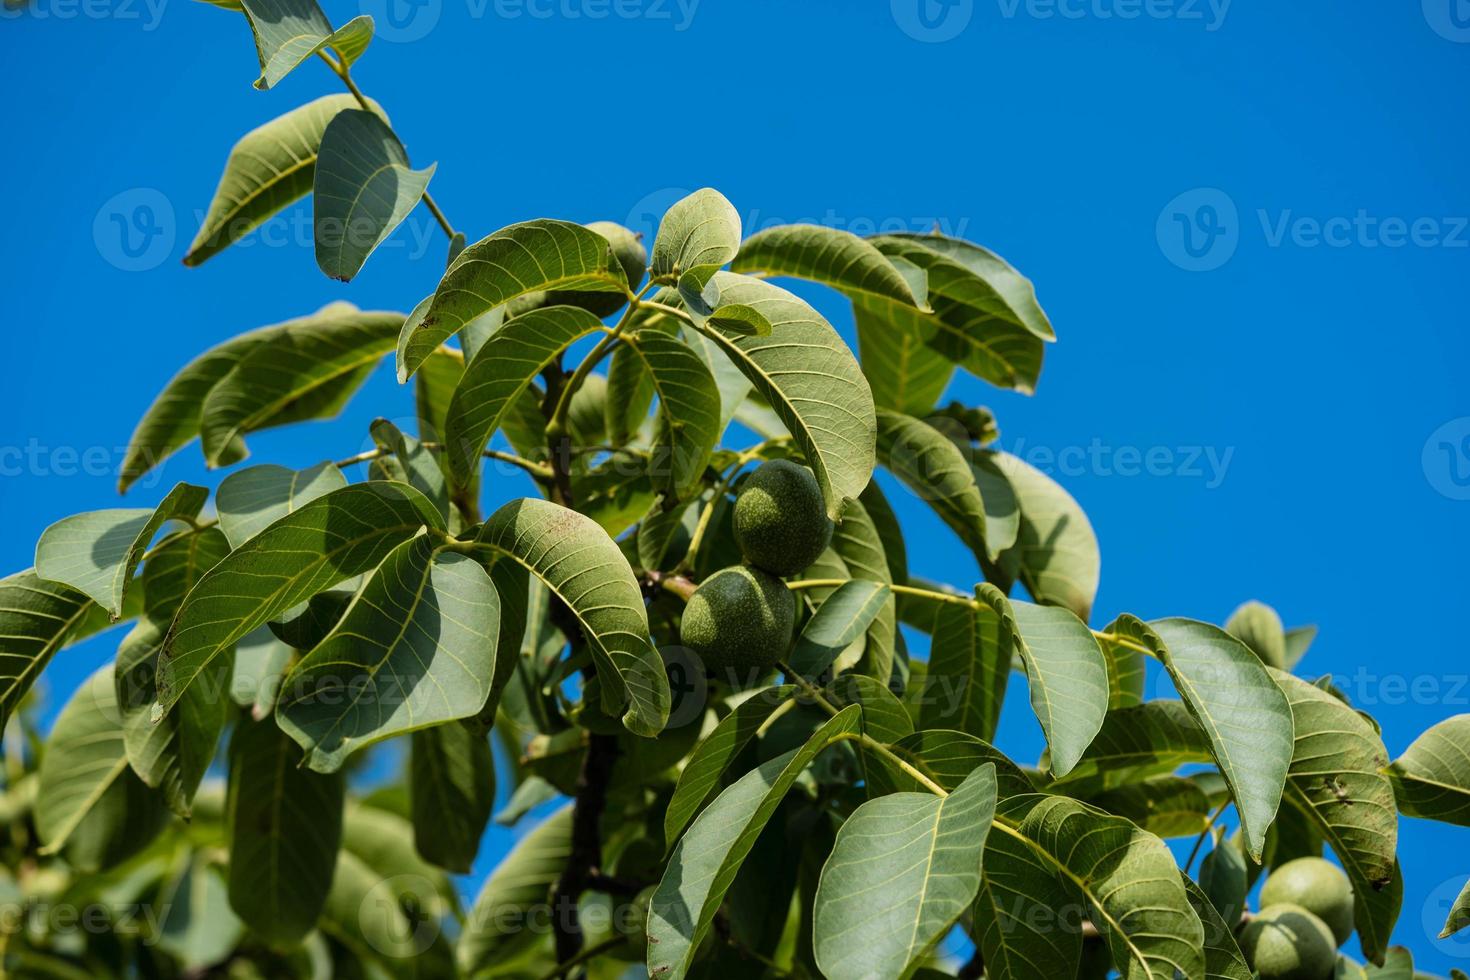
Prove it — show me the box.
[1088,775,1214,838]
[1182,875,1253,980]
[886,232,1054,341]
[648,706,862,980]
[1199,831,1249,929]
[1116,617,1293,862]
[459,805,573,971]
[859,238,1045,394]
[1270,668,1401,964]
[199,304,402,467]
[1006,594,1109,778]
[184,94,376,266]
[813,764,997,980]
[475,497,669,737]
[116,527,233,818]
[875,410,990,561]
[155,858,246,970]
[991,450,1099,621]
[369,417,450,519]
[999,794,1205,979]
[1387,714,1470,825]
[35,482,207,618]
[825,673,914,748]
[1224,599,1288,669]
[693,272,876,519]
[238,0,372,90]
[411,722,494,874]
[231,625,293,718]
[1094,626,1148,710]
[156,482,442,715]
[275,531,501,771]
[605,340,657,445]
[1441,879,1470,938]
[216,461,346,548]
[1054,700,1211,794]
[860,480,908,584]
[35,665,168,871]
[226,716,345,945]
[786,580,890,679]
[313,109,434,282]
[0,571,97,730]
[651,188,742,282]
[663,686,798,847]
[441,306,605,487]
[1362,948,1415,979]
[972,814,1083,980]
[400,219,628,380]
[622,330,721,497]
[830,497,898,681]
[734,223,929,308]
[918,593,1009,742]
[856,301,955,415]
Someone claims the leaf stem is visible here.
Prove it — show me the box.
[333,443,552,482]
[785,578,977,610]
[776,660,949,798]
[315,50,456,242]
[1183,800,1230,875]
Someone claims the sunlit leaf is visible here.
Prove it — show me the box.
[651,188,741,283]
[238,0,372,90]
[216,461,346,548]
[734,223,929,308]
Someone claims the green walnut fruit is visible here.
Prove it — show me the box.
[679,565,796,672]
[1239,903,1338,980]
[546,221,647,317]
[1260,857,1355,946]
[732,459,833,576]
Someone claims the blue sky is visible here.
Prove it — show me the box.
[4,0,1470,969]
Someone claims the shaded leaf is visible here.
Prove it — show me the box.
[226,716,345,945]
[35,482,207,617]
[35,665,168,871]
[648,707,862,980]
[411,722,494,874]
[157,482,442,714]
[919,590,1009,742]
[1442,879,1470,938]
[1224,599,1287,669]
[238,0,371,90]
[0,572,99,730]
[830,497,898,681]
[313,109,434,282]
[886,232,1053,340]
[664,685,798,847]
[868,729,1035,800]
[972,812,1084,980]
[184,94,376,266]
[991,450,1099,621]
[856,301,955,415]
[459,806,573,971]
[1006,594,1109,778]
[622,330,721,497]
[276,531,501,772]
[786,580,889,679]
[199,304,402,466]
[216,461,346,548]
[1182,875,1252,980]
[875,410,989,561]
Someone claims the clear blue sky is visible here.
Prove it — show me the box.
[4,0,1470,969]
